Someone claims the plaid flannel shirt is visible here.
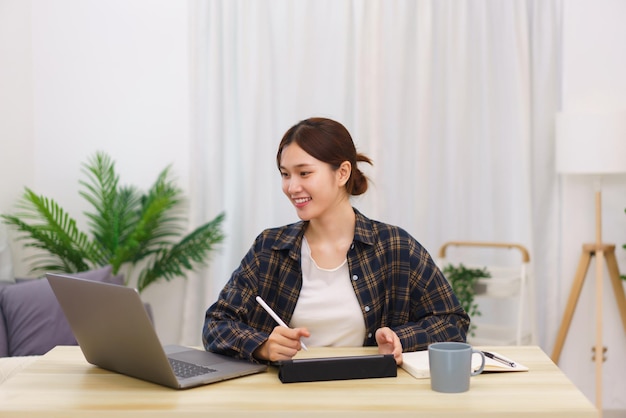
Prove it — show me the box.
[203,208,469,362]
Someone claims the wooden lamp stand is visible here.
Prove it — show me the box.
[551,189,626,412]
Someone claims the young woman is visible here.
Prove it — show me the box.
[203,117,469,365]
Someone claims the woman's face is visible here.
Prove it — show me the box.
[279,143,349,221]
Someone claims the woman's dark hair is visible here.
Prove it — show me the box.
[276,117,373,196]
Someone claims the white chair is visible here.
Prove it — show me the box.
[437,241,535,346]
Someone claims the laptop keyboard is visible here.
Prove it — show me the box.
[169,358,217,379]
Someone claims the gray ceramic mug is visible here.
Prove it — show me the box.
[428,342,486,393]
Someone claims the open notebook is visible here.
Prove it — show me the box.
[401,350,528,379]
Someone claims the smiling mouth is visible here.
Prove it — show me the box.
[293,197,311,205]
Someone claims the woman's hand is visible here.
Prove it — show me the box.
[375,327,403,365]
[253,326,310,362]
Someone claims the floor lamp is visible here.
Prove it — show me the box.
[552,111,626,412]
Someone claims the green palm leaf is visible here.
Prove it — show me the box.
[2,151,225,293]
[1,188,105,274]
[79,153,142,263]
[136,212,226,292]
[109,167,184,270]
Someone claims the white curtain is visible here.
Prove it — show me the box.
[182,0,562,352]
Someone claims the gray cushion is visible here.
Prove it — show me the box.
[0,223,15,284]
[0,266,124,357]
[0,304,7,356]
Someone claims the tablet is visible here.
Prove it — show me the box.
[276,354,397,383]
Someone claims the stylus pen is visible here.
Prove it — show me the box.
[255,296,308,351]
[484,351,516,368]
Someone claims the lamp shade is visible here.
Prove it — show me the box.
[555,111,626,174]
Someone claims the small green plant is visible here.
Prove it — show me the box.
[1,151,225,293]
[443,263,491,337]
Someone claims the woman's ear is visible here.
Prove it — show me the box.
[337,161,352,187]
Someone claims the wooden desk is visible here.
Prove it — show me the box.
[0,345,597,417]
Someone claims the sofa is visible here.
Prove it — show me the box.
[0,265,125,384]
[0,265,124,358]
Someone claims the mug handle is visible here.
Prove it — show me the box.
[470,349,486,376]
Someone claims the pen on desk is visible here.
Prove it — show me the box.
[255,296,308,351]
[484,351,516,368]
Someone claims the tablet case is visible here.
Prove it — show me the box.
[277,354,397,383]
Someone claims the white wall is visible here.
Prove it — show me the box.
[558,0,626,409]
[0,0,192,345]
[0,0,34,217]
[2,0,626,409]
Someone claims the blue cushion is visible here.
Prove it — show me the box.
[0,266,123,357]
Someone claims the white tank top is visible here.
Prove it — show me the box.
[289,237,366,347]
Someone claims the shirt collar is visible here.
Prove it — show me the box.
[272,208,376,260]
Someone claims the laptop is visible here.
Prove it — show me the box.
[46,273,267,389]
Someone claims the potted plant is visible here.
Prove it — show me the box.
[442,263,491,337]
[1,151,225,293]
